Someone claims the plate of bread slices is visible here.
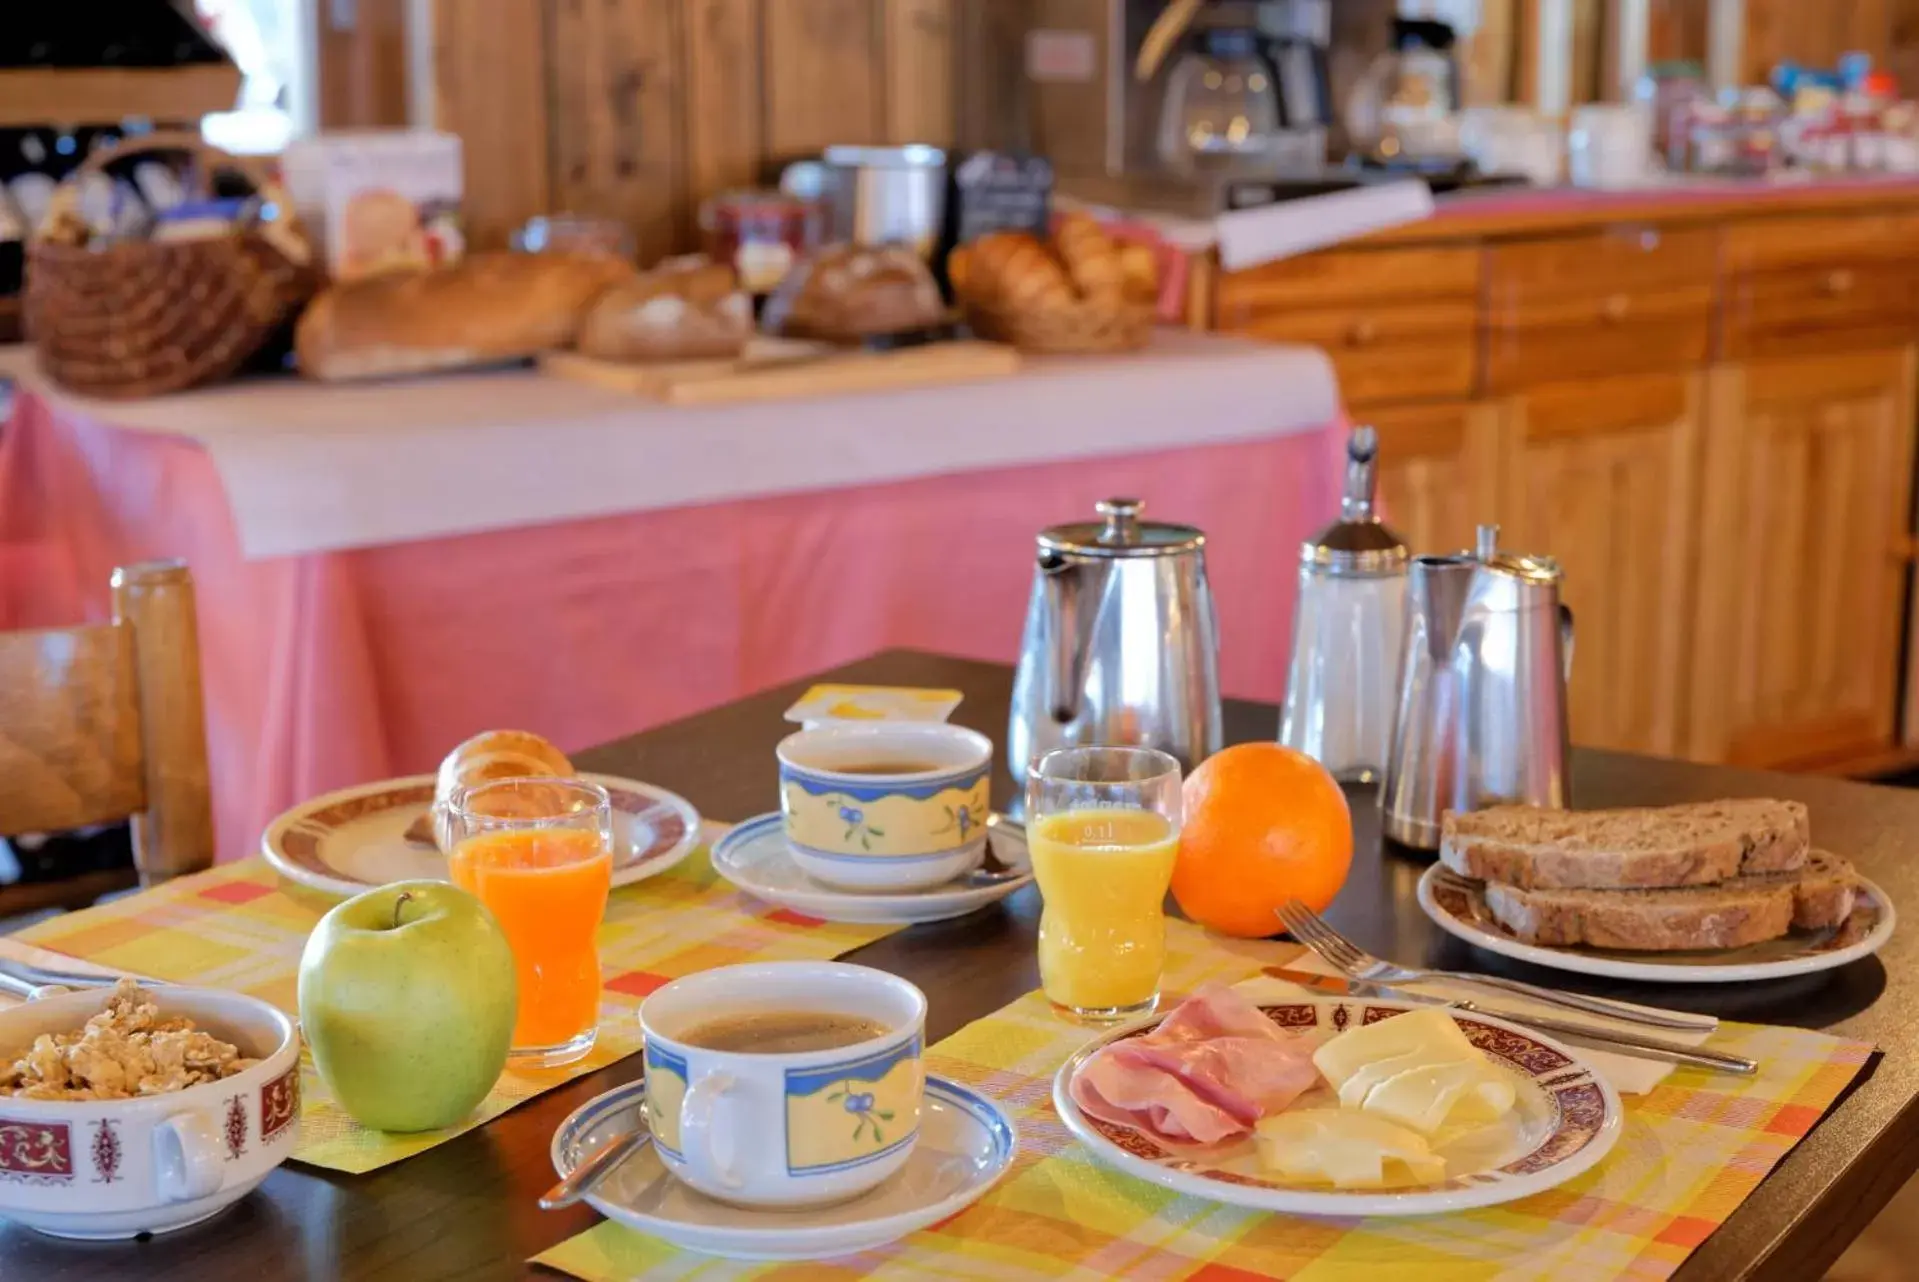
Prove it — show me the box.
[261,730,701,898]
[1417,800,1895,982]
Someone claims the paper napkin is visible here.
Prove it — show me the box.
[1235,954,1720,1094]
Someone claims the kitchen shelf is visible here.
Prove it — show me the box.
[0,64,241,126]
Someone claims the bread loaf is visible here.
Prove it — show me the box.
[296,251,633,382]
[1440,799,1810,890]
[1480,850,1858,951]
[577,256,752,363]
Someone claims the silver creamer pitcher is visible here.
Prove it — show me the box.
[1380,525,1574,849]
[1008,498,1223,788]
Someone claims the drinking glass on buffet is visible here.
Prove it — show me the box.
[446,778,614,1067]
[1027,746,1183,1023]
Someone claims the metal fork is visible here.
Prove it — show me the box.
[1275,899,1718,1034]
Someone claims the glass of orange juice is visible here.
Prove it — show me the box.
[446,778,613,1068]
[1027,746,1182,1023]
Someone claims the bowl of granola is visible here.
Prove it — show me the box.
[0,978,300,1239]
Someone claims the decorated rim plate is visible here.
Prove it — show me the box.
[261,773,701,897]
[550,1075,1016,1261]
[711,812,1031,924]
[1053,997,1622,1218]
[1417,863,1897,984]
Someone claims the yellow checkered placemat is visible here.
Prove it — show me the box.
[532,921,1874,1282]
[9,831,899,1173]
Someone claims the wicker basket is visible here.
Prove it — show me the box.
[26,132,318,399]
[963,296,1155,355]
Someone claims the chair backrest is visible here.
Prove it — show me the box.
[0,560,213,883]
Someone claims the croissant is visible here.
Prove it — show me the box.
[964,232,1075,312]
[409,730,575,850]
[1053,213,1126,304]
[1118,243,1160,305]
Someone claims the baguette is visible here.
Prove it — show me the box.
[296,251,633,382]
[1440,799,1810,891]
[1481,850,1858,951]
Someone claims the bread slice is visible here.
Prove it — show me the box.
[1480,850,1858,951]
[1440,799,1810,891]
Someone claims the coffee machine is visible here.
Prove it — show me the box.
[1025,0,1333,192]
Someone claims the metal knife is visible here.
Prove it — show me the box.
[1264,966,1757,1076]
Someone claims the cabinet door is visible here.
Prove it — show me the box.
[1369,401,1504,556]
[1500,373,1703,757]
[1691,349,1919,769]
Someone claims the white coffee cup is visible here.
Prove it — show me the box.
[775,722,993,891]
[638,962,927,1208]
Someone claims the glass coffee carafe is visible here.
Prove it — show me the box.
[1158,22,1283,176]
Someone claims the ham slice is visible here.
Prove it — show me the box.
[1068,985,1320,1148]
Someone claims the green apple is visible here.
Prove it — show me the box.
[298,880,518,1133]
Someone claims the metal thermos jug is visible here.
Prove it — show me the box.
[1008,498,1223,788]
[1380,525,1574,848]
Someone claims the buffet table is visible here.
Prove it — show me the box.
[0,334,1343,861]
[0,650,1909,1280]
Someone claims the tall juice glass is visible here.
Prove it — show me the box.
[447,778,613,1068]
[1027,747,1182,1022]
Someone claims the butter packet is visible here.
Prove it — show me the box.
[783,684,963,727]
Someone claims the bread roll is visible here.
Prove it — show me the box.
[416,729,576,850]
[296,251,634,382]
[767,244,946,343]
[1053,213,1125,303]
[577,256,753,363]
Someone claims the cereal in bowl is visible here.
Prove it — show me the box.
[0,978,259,1100]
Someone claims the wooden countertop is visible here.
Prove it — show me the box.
[13,649,1910,1280]
[1358,175,1919,246]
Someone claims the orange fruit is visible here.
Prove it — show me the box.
[1173,743,1353,939]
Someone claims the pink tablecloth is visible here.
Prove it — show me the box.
[1,389,1342,862]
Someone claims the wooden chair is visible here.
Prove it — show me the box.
[0,561,213,917]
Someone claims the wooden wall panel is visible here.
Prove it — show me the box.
[431,0,551,249]
[764,0,886,157]
[884,0,956,146]
[683,0,764,210]
[316,0,410,127]
[550,0,687,261]
[426,0,959,259]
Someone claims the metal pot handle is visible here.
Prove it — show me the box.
[1559,603,1576,684]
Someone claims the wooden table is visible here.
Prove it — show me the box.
[4,649,1917,1280]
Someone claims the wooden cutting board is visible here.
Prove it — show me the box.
[540,338,1021,406]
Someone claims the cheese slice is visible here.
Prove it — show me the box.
[1255,1110,1447,1189]
[1312,1007,1517,1137]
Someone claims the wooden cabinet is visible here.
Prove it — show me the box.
[1217,198,1919,774]
[1217,246,1483,407]
[1371,401,1504,555]
[1689,349,1918,769]
[1485,227,1716,391]
[1499,374,1703,757]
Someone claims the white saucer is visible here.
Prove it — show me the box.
[711,812,1032,924]
[261,773,701,897]
[1418,863,1898,984]
[549,1076,1017,1261]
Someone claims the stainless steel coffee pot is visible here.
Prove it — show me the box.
[1008,498,1223,787]
[1380,525,1574,848]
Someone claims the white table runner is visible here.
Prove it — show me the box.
[0,331,1338,560]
